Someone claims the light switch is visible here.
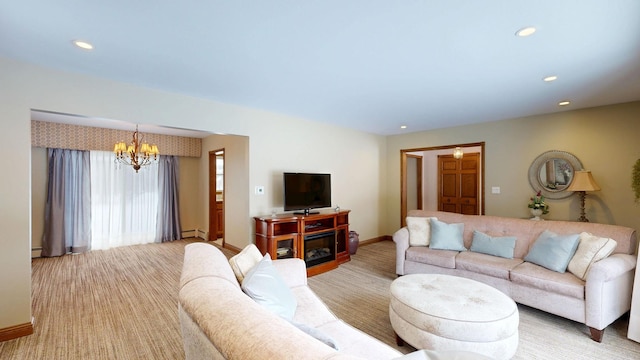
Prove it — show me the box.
[491,186,501,194]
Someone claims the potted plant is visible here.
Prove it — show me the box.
[633,159,640,203]
[528,191,549,220]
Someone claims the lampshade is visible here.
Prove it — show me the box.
[566,170,600,192]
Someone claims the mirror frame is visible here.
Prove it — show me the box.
[528,150,583,199]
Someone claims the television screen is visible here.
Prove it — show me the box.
[283,173,331,212]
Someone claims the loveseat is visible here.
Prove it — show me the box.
[393,210,638,342]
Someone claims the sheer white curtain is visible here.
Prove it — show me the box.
[90,151,159,250]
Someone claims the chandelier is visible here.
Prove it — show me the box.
[113,125,159,172]
[453,147,464,159]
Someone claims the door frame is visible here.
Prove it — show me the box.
[400,142,485,227]
[406,154,423,212]
[209,149,225,245]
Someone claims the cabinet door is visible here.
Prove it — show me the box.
[335,226,350,263]
[272,234,299,260]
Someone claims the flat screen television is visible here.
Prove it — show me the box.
[283,172,331,214]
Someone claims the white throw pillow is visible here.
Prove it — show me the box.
[241,254,297,321]
[406,217,434,246]
[567,232,617,280]
[229,244,263,283]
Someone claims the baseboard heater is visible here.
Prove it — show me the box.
[182,229,208,240]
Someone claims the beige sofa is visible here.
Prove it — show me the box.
[393,210,638,342]
[180,242,414,360]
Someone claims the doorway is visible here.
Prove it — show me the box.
[209,149,225,244]
[400,142,485,227]
[406,154,423,212]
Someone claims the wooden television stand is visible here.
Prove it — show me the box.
[254,210,350,276]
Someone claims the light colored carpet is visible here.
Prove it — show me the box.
[308,241,640,359]
[0,239,638,359]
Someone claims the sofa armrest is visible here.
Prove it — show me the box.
[587,253,636,282]
[272,258,308,288]
[585,253,637,330]
[393,227,409,276]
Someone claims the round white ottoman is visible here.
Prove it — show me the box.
[390,274,519,360]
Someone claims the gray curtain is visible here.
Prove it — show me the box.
[42,148,91,257]
[156,155,182,242]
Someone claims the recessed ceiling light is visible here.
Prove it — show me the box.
[516,27,536,37]
[543,75,558,82]
[400,125,407,129]
[72,40,94,50]
[558,101,571,106]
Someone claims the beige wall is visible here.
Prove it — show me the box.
[385,101,640,235]
[200,134,250,250]
[31,147,47,254]
[0,77,32,333]
[178,157,202,234]
[246,117,388,240]
[0,56,387,331]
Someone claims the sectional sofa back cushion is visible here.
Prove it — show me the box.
[406,210,637,258]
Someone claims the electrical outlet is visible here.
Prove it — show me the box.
[255,186,265,195]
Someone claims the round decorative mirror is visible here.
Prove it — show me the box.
[528,150,583,199]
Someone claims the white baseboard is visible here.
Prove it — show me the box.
[31,248,42,258]
[181,229,209,240]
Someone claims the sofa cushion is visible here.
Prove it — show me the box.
[407,216,434,246]
[290,321,339,349]
[290,286,338,327]
[567,232,618,280]
[406,247,458,269]
[510,262,585,299]
[316,319,406,359]
[241,254,297,320]
[455,251,523,280]
[470,230,517,259]
[229,244,263,283]
[524,230,580,273]
[429,219,466,251]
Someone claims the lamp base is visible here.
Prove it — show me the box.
[577,191,589,222]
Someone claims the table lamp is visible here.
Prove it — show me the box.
[566,170,600,222]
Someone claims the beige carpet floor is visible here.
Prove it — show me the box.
[0,239,638,359]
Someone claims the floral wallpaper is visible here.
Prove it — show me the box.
[31,121,201,157]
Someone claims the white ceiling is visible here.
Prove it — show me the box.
[2,1,640,136]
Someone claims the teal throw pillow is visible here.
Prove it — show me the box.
[429,218,466,251]
[241,254,297,320]
[470,231,517,259]
[524,230,580,273]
